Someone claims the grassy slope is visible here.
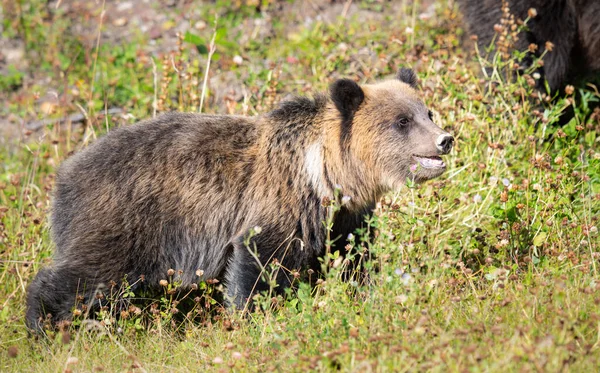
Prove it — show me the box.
[1,1,599,371]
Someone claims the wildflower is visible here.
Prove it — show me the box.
[410,164,418,173]
[341,195,351,205]
[545,41,554,52]
[232,55,243,65]
[196,269,204,277]
[395,294,408,304]
[528,8,537,18]
[489,176,498,186]
[405,27,414,34]
[473,194,482,203]
[159,279,168,287]
[347,233,355,241]
[395,268,403,276]
[167,268,175,276]
[401,273,411,285]
[253,226,262,234]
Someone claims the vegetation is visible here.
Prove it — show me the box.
[1,0,598,371]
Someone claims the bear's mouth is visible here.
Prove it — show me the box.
[412,154,445,169]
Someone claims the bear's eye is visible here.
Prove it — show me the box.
[428,110,433,120]
[398,117,410,126]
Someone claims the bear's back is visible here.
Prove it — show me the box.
[50,113,261,278]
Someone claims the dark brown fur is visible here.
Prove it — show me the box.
[458,0,600,92]
[26,69,453,332]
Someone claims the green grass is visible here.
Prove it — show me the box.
[1,0,599,371]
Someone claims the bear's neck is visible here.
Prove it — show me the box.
[314,105,387,211]
[262,97,386,211]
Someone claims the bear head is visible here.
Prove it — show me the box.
[330,68,454,190]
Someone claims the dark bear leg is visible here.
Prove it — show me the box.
[224,233,303,310]
[26,265,102,332]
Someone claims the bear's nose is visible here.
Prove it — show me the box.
[436,134,454,155]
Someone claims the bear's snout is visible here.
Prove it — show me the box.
[436,134,454,155]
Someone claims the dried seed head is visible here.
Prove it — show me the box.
[167,268,175,276]
[159,279,168,287]
[7,346,18,358]
[527,8,537,18]
[565,85,574,95]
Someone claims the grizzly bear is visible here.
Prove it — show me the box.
[26,68,454,331]
[458,0,600,93]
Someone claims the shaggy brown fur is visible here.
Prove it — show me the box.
[26,68,454,331]
[458,0,600,92]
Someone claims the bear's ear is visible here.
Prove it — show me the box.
[397,68,418,89]
[330,79,365,122]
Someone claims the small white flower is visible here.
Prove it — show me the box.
[341,195,351,205]
[253,226,262,234]
[533,72,541,79]
[347,233,355,241]
[213,356,224,364]
[233,55,243,65]
[401,273,412,285]
[532,183,542,191]
[405,26,414,34]
[473,194,482,203]
[395,268,403,276]
[489,176,498,186]
[395,294,408,304]
[502,178,511,187]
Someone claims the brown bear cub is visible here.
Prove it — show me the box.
[458,0,600,93]
[26,68,454,332]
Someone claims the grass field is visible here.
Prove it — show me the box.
[1,0,599,371]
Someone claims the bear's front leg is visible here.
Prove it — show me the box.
[224,229,304,310]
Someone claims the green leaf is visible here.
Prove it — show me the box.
[533,231,547,247]
[184,31,208,54]
[184,31,205,46]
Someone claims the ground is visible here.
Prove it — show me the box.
[1,0,599,372]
